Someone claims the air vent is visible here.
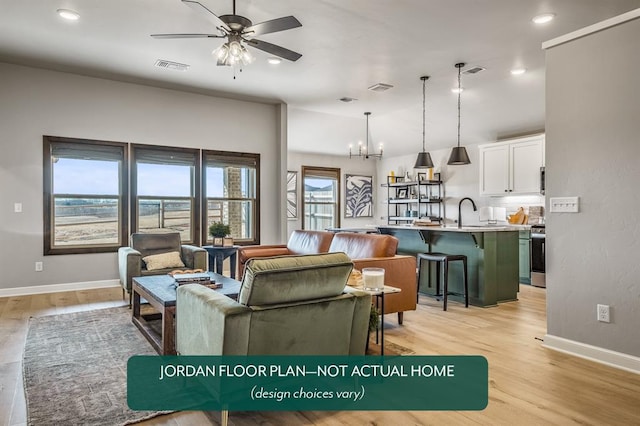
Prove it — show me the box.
[339,97,357,103]
[367,83,394,92]
[463,66,485,75]
[154,59,190,71]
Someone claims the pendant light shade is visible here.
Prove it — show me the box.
[414,75,434,169]
[414,152,434,168]
[447,62,471,165]
[448,146,471,165]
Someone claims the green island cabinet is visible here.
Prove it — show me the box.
[519,230,531,285]
[378,226,520,307]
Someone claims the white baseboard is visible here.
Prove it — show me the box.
[543,334,640,375]
[0,279,120,298]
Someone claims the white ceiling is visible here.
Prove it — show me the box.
[2,0,639,157]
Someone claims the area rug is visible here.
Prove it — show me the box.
[385,340,416,355]
[23,307,172,426]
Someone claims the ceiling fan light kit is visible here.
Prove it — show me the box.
[447,62,471,166]
[349,112,383,160]
[152,0,302,71]
[414,75,434,169]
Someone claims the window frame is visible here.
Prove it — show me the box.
[202,150,261,246]
[131,144,201,245]
[43,135,129,255]
[301,165,341,230]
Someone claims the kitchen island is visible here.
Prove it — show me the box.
[378,225,520,307]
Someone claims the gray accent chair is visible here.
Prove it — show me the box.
[118,232,206,307]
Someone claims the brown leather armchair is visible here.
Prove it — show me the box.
[329,233,417,324]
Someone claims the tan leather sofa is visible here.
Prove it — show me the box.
[237,230,417,324]
[238,230,334,274]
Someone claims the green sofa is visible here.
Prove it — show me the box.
[176,252,371,356]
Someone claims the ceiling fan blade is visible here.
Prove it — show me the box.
[247,39,302,62]
[244,16,302,37]
[151,33,224,39]
[182,0,229,31]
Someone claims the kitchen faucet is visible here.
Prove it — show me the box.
[458,197,477,229]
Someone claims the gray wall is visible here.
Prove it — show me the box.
[545,18,640,356]
[0,62,285,290]
[286,151,377,236]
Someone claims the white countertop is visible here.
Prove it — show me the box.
[378,224,529,232]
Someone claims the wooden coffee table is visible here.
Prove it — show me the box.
[132,272,241,355]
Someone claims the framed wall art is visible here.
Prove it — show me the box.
[345,174,373,218]
[287,171,297,219]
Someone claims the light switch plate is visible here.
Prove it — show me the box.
[550,196,579,213]
[14,202,22,213]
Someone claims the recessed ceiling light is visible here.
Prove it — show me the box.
[57,9,80,21]
[532,13,555,24]
[267,57,281,65]
[511,68,526,76]
[451,87,464,94]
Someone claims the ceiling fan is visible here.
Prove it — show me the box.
[151,0,302,67]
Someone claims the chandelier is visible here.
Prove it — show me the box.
[349,112,383,160]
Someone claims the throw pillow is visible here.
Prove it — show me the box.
[142,251,185,271]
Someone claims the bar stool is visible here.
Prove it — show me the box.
[417,252,468,311]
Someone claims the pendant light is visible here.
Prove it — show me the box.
[447,62,471,165]
[414,75,434,169]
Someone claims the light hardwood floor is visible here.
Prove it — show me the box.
[1,285,639,426]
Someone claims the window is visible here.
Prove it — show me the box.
[203,150,260,245]
[301,166,340,231]
[43,138,262,254]
[132,145,200,244]
[43,136,128,254]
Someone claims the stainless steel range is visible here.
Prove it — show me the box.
[530,225,546,287]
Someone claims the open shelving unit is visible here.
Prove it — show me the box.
[382,173,444,225]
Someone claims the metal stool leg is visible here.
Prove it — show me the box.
[443,259,449,311]
[416,256,423,303]
[463,257,469,307]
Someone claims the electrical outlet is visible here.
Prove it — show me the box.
[597,304,610,323]
[35,261,43,272]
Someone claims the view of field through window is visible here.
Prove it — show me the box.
[53,158,120,246]
[52,159,255,246]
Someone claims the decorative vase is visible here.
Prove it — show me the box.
[404,171,411,182]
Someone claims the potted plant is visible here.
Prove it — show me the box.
[209,222,231,246]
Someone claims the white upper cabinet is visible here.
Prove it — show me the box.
[479,134,545,196]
